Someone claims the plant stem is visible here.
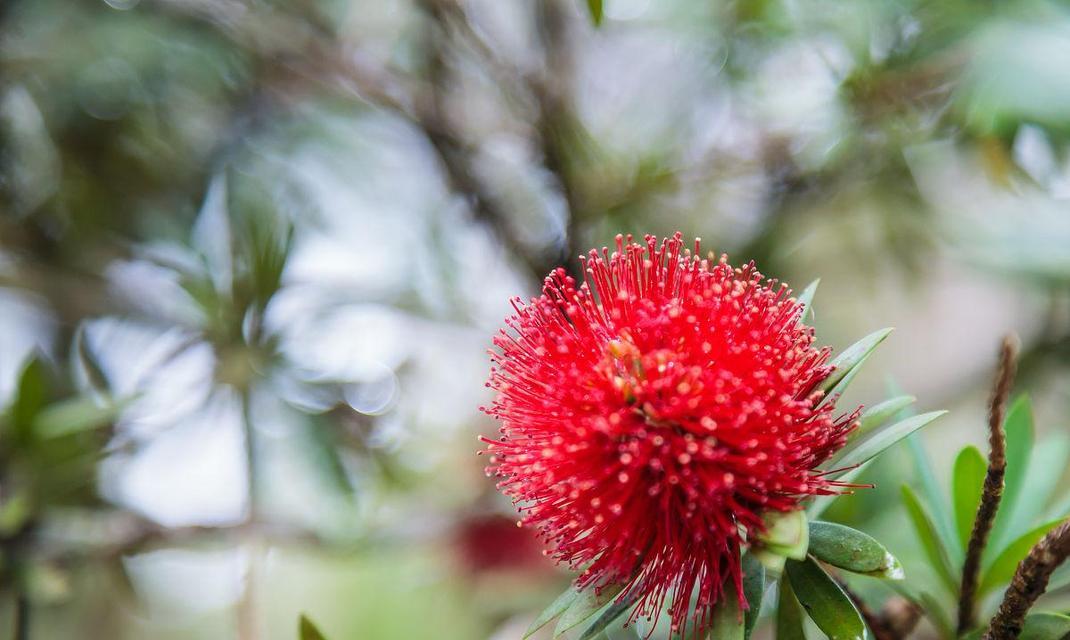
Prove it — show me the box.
[958,335,1019,634]
[984,518,1070,640]
[238,389,260,640]
[14,593,30,640]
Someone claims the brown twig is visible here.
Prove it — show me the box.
[984,518,1070,640]
[958,334,1020,634]
[833,572,919,640]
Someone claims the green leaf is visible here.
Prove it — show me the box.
[742,553,765,640]
[991,396,1036,550]
[0,489,33,536]
[586,0,604,26]
[709,591,744,640]
[908,432,961,563]
[831,411,947,472]
[757,510,809,560]
[1019,612,1070,640]
[979,519,1065,596]
[33,396,128,439]
[1015,433,1070,537]
[919,591,953,639]
[953,446,988,550]
[855,395,916,441]
[796,279,819,324]
[808,521,903,579]
[961,612,1070,640]
[819,328,893,397]
[299,614,328,640]
[579,590,638,640]
[776,577,807,640]
[555,584,623,637]
[12,356,49,440]
[900,484,958,595]
[785,556,868,640]
[525,586,580,638]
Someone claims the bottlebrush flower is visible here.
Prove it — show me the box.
[480,233,860,636]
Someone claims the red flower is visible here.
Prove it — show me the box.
[480,233,858,636]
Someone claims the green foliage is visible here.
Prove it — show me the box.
[952,445,987,549]
[299,614,328,640]
[785,556,867,640]
[808,521,902,579]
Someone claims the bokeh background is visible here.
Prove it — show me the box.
[2,0,1070,638]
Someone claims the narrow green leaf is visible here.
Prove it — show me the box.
[832,411,947,471]
[785,556,867,640]
[586,0,604,26]
[12,357,49,440]
[819,328,893,396]
[1015,433,1069,537]
[299,614,328,640]
[991,396,1036,551]
[907,431,962,564]
[742,553,765,639]
[796,279,819,324]
[979,519,1065,596]
[580,589,642,640]
[555,584,623,637]
[953,446,988,550]
[855,395,916,441]
[757,510,809,560]
[919,591,953,639]
[776,577,807,640]
[900,485,958,595]
[525,586,580,638]
[808,521,903,579]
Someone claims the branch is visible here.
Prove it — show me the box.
[984,518,1070,640]
[958,334,1020,634]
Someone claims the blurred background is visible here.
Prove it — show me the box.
[1,0,1069,638]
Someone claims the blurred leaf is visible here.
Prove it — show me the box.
[979,519,1065,596]
[991,396,1036,550]
[1016,433,1070,535]
[586,0,604,26]
[961,612,1070,640]
[900,484,957,595]
[919,591,953,639]
[832,411,947,472]
[818,328,893,398]
[525,586,580,638]
[808,521,903,579]
[1018,612,1070,640]
[785,556,867,640]
[579,590,638,640]
[0,490,32,536]
[555,584,623,637]
[33,396,127,439]
[299,614,328,640]
[953,445,987,549]
[776,577,806,640]
[12,356,49,441]
[742,553,765,639]
[855,395,915,441]
[796,279,819,324]
[757,510,808,560]
[907,431,961,563]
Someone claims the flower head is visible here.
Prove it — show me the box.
[481,233,858,635]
